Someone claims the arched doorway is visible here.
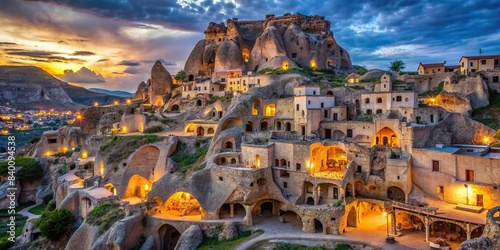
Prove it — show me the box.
[105,183,116,195]
[387,186,405,201]
[260,202,273,216]
[285,122,291,131]
[81,197,92,218]
[219,203,245,219]
[245,121,253,132]
[374,127,399,147]
[171,104,180,112]
[225,141,233,149]
[230,158,236,164]
[260,121,269,131]
[306,197,314,205]
[188,74,194,81]
[280,210,302,231]
[326,91,333,96]
[207,128,214,135]
[158,224,180,250]
[276,121,282,130]
[347,207,357,227]
[196,99,202,106]
[314,219,323,233]
[252,99,261,116]
[196,127,205,136]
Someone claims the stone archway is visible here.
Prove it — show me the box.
[196,99,202,106]
[196,127,205,136]
[285,122,291,131]
[188,74,194,81]
[260,121,269,131]
[158,224,181,250]
[387,186,405,201]
[347,206,357,227]
[314,219,323,233]
[207,128,214,135]
[170,104,180,112]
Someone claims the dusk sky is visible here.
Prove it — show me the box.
[1,0,499,92]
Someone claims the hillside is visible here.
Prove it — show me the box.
[87,88,133,98]
[0,66,125,110]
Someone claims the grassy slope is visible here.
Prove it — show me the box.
[472,92,500,130]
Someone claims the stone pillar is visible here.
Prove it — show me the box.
[244,205,253,226]
[391,210,397,235]
[352,183,356,199]
[313,184,319,205]
[424,217,430,242]
[230,204,234,218]
[466,224,471,240]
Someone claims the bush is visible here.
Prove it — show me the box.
[38,208,75,241]
[86,202,125,232]
[143,125,164,133]
[0,157,43,181]
[42,193,53,204]
[29,137,41,144]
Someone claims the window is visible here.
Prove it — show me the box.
[438,186,444,194]
[324,110,328,118]
[243,80,246,85]
[405,97,409,102]
[377,98,382,103]
[291,53,297,58]
[313,91,316,95]
[470,62,473,67]
[461,62,464,67]
[493,76,499,83]
[465,170,475,182]
[376,109,383,114]
[357,166,362,173]
[296,104,300,111]
[283,182,288,188]
[438,68,441,71]
[219,176,223,181]
[296,163,301,171]
[347,129,353,138]
[48,138,57,144]
[204,86,207,90]
[327,44,332,48]
[321,102,324,108]
[481,60,486,65]
[308,100,311,105]
[212,88,214,91]
[396,96,402,102]
[432,160,440,172]
[365,98,370,104]
[257,79,261,84]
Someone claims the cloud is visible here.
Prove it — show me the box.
[97,58,109,62]
[61,67,106,83]
[72,50,95,56]
[3,48,85,63]
[119,60,141,66]
[123,67,142,74]
[0,42,16,46]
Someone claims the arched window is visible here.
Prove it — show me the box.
[377,98,382,103]
[265,104,276,116]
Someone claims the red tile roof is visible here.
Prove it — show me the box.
[420,63,445,68]
[461,55,500,60]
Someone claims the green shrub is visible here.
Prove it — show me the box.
[420,81,444,96]
[0,157,44,181]
[86,202,125,232]
[28,137,41,144]
[54,150,73,157]
[38,208,75,241]
[143,125,164,133]
[99,135,161,163]
[42,193,53,204]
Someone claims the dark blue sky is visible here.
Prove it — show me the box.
[1,0,499,91]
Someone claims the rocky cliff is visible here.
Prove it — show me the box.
[0,66,124,110]
[184,13,354,79]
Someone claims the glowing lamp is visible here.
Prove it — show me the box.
[113,101,119,105]
[483,136,491,144]
[94,102,99,107]
[63,147,68,153]
[145,184,149,191]
[382,212,387,217]
[126,99,132,105]
[45,151,52,157]
[81,151,88,159]
[122,126,127,134]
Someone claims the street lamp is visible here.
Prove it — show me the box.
[383,211,395,243]
[464,184,469,205]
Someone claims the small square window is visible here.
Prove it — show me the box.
[291,53,297,58]
[481,60,487,65]
[283,182,288,188]
[296,163,302,171]
[219,176,223,181]
[432,160,440,172]
[438,186,444,193]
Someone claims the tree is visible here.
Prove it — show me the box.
[357,65,368,75]
[38,208,75,241]
[389,59,406,74]
[174,70,186,86]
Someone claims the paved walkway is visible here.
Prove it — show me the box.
[236,212,465,250]
[18,204,40,220]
